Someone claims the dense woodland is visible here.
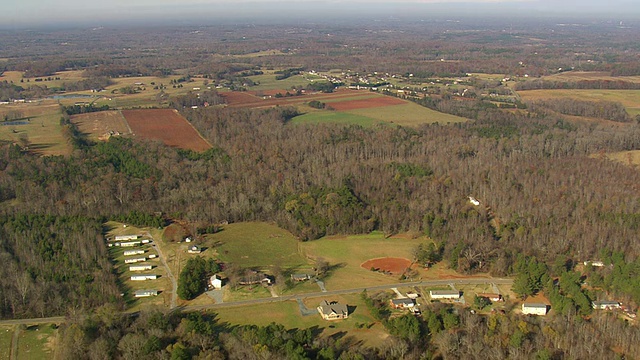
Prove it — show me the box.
[1,20,640,359]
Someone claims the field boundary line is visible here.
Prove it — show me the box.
[118,110,133,135]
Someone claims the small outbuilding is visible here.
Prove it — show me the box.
[522,303,548,316]
[187,245,202,254]
[210,275,223,289]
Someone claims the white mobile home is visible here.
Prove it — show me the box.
[131,274,157,281]
[124,257,147,264]
[134,289,158,297]
[115,235,140,241]
[123,250,145,256]
[120,241,141,247]
[430,290,461,300]
[130,265,153,271]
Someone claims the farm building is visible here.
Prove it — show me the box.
[522,303,549,315]
[124,257,147,264]
[130,264,153,271]
[318,300,349,320]
[134,289,158,297]
[390,298,416,309]
[430,290,461,300]
[123,250,145,256]
[187,245,202,254]
[477,293,503,302]
[592,301,621,310]
[120,241,141,247]
[210,275,223,289]
[291,274,311,282]
[115,235,140,241]
[131,274,157,281]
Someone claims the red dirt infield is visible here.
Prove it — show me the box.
[361,257,412,274]
[121,109,212,152]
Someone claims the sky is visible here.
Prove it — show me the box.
[2,0,639,29]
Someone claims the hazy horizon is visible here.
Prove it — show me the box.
[3,0,640,29]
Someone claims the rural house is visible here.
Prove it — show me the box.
[124,257,147,264]
[477,293,503,302]
[318,300,349,320]
[592,301,621,310]
[129,264,153,271]
[115,235,140,241]
[522,303,549,315]
[131,274,157,281]
[238,271,273,286]
[187,245,202,254]
[390,298,416,309]
[123,249,145,256]
[430,290,461,300]
[291,273,312,282]
[210,275,223,289]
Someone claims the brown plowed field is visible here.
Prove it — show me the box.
[328,96,406,111]
[361,257,412,274]
[121,109,211,152]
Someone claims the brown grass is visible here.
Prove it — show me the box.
[70,110,131,141]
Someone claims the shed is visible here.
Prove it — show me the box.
[210,275,223,289]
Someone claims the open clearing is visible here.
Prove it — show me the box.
[16,325,56,360]
[346,102,468,126]
[517,89,640,116]
[540,71,640,84]
[206,222,308,270]
[0,326,12,360]
[122,109,212,152]
[0,102,70,155]
[328,96,406,111]
[70,110,131,141]
[591,150,640,167]
[300,232,425,290]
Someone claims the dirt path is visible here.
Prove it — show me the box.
[10,326,19,360]
[149,235,178,309]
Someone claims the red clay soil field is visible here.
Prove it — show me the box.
[361,257,412,274]
[121,109,212,152]
[328,96,406,111]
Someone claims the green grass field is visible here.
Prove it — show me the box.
[213,293,388,347]
[248,72,313,91]
[0,70,86,89]
[517,89,640,116]
[290,111,382,126]
[0,102,70,156]
[300,232,424,290]
[345,102,468,126]
[0,327,13,360]
[16,325,56,360]
[207,222,308,269]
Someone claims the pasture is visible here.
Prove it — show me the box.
[0,102,70,155]
[0,70,86,90]
[289,111,381,126]
[0,327,12,360]
[541,71,640,84]
[517,89,640,117]
[207,222,308,269]
[16,325,56,360]
[70,110,131,141]
[248,72,313,90]
[345,102,468,126]
[122,109,212,152]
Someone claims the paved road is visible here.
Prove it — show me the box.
[0,277,513,325]
[179,278,513,312]
[149,235,178,309]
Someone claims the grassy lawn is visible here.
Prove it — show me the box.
[300,232,425,290]
[290,111,381,126]
[207,222,308,270]
[213,293,388,347]
[596,150,640,166]
[345,102,468,126]
[517,89,640,115]
[223,284,273,302]
[0,326,13,360]
[0,102,70,155]
[16,325,56,360]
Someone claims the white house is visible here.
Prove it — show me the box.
[131,274,157,281]
[430,290,461,300]
[187,245,202,254]
[134,289,158,297]
[123,250,145,256]
[125,257,147,264]
[130,265,153,271]
[390,298,416,309]
[210,275,223,289]
[522,303,548,315]
[141,239,152,244]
